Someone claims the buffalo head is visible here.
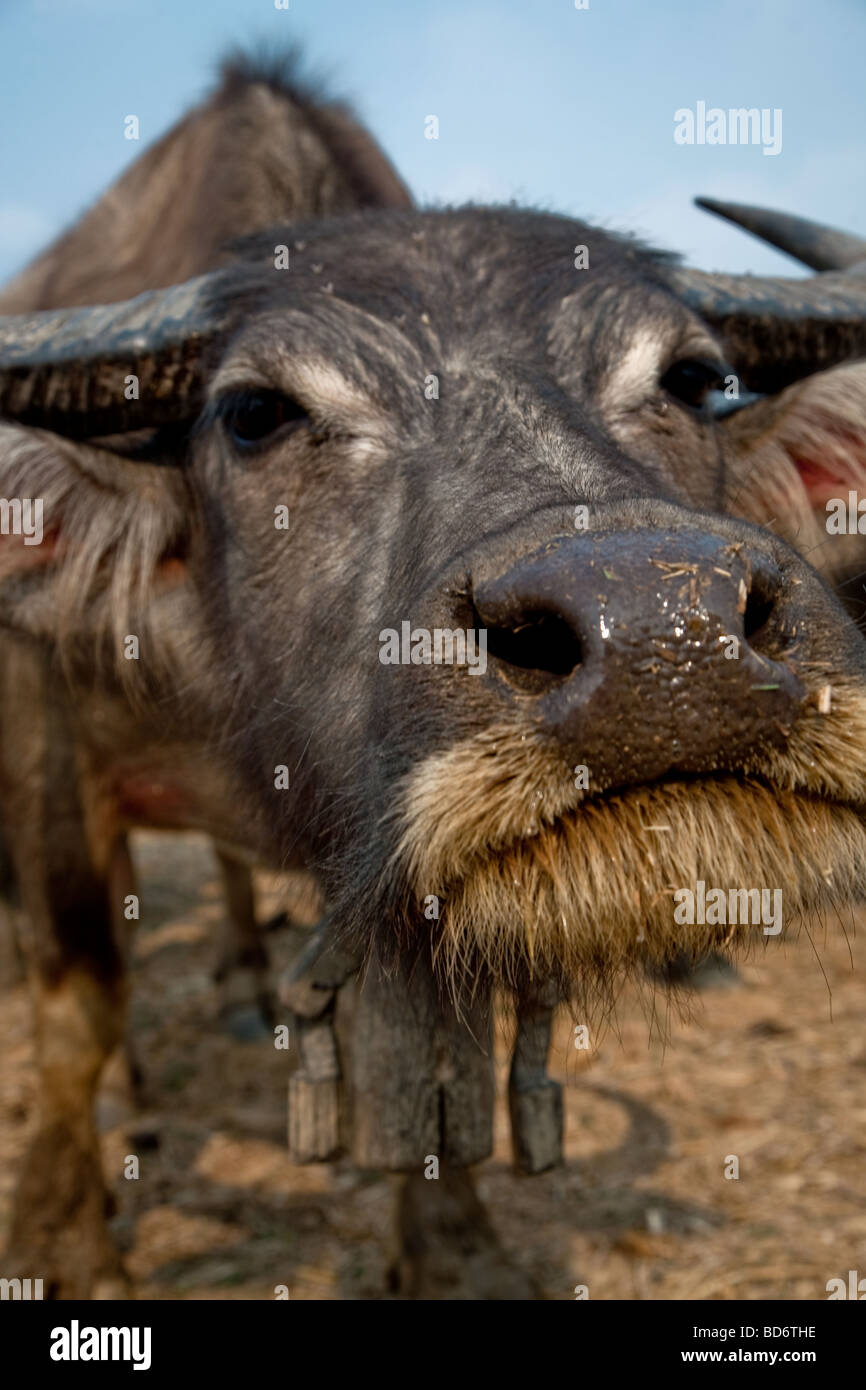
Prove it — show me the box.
[2,202,866,1000]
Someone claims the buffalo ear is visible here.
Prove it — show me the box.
[0,423,189,668]
[721,361,866,603]
[0,53,411,315]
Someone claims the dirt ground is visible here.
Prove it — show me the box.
[1,829,865,1301]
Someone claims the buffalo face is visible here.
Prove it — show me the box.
[3,206,866,996]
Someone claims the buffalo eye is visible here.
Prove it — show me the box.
[218,389,309,448]
[659,358,725,412]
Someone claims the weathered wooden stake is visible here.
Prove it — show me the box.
[508,979,563,1173]
[347,947,494,1170]
[281,923,359,1163]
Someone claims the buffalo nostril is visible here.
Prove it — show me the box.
[478,607,582,692]
[742,572,778,653]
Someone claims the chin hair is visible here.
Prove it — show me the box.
[388,677,866,996]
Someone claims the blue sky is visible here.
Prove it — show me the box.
[1,0,864,286]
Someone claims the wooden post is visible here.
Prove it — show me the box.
[508,978,563,1173]
[284,927,560,1179]
[347,946,494,1170]
[280,923,359,1163]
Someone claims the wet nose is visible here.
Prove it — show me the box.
[472,529,804,788]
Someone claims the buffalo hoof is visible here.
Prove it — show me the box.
[220,1000,273,1041]
[215,957,274,1040]
[6,1123,128,1300]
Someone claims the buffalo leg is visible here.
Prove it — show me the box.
[95,833,145,1129]
[4,851,128,1297]
[390,1164,540,1300]
[6,959,128,1298]
[212,845,271,1039]
[0,820,26,984]
[2,656,128,1298]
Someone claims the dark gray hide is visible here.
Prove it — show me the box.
[3,200,866,1288]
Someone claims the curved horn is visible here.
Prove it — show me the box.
[0,273,226,439]
[695,197,866,273]
[668,263,866,393]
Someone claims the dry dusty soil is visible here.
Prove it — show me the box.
[1,829,865,1300]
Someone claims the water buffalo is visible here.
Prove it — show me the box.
[2,57,866,1299]
[0,53,408,1037]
